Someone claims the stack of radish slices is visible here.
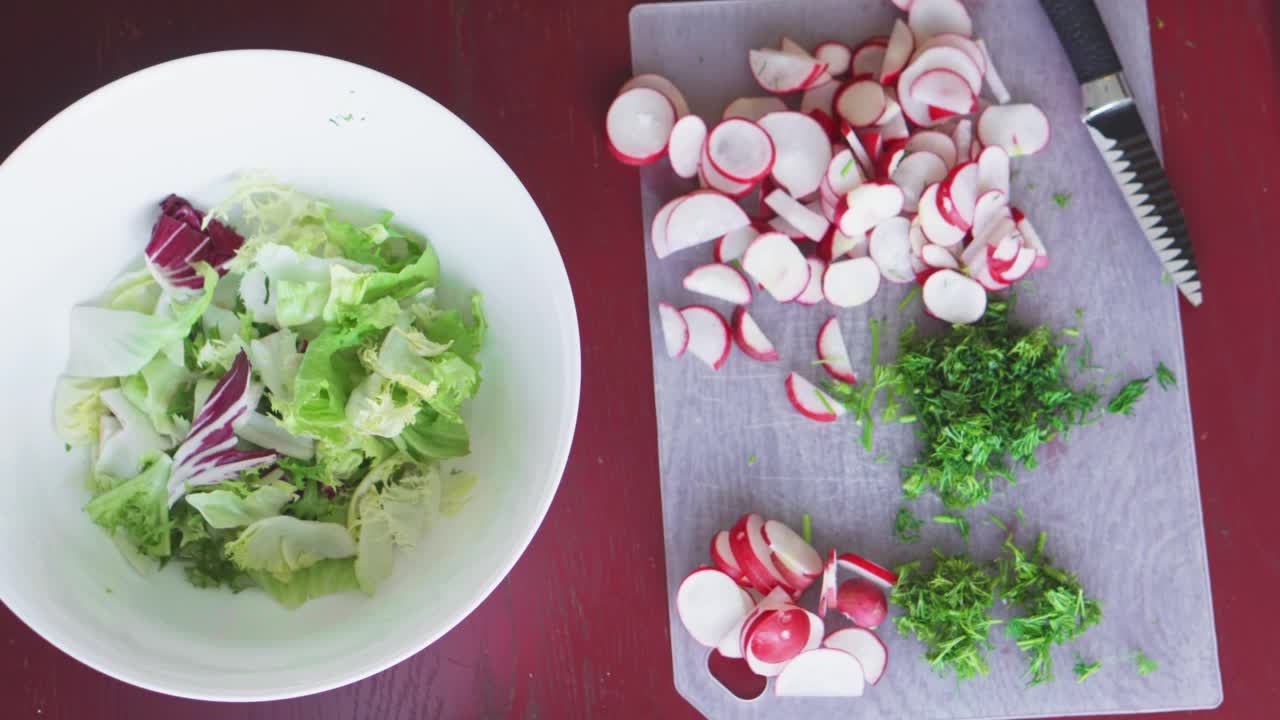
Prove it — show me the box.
[679,512,894,697]
[615,0,1055,373]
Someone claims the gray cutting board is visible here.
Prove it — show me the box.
[632,1,1221,718]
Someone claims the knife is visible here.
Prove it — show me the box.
[1039,0,1202,306]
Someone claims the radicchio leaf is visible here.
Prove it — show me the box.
[167,351,275,506]
[145,194,245,290]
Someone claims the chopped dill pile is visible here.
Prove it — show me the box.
[895,505,924,543]
[891,551,1001,680]
[1106,378,1150,416]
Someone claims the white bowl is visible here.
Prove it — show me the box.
[0,51,580,701]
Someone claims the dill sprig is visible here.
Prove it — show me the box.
[895,505,924,543]
[1073,656,1102,682]
[1156,362,1177,390]
[933,513,971,542]
[1106,378,1150,416]
[1134,649,1159,676]
[891,551,1001,680]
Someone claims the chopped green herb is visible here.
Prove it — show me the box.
[1156,362,1177,390]
[812,357,846,366]
[933,514,971,542]
[841,158,857,177]
[895,506,924,543]
[1134,649,1159,676]
[1061,328,1079,337]
[1074,308,1085,322]
[1027,182,1038,190]
[988,513,1008,532]
[1073,657,1102,682]
[747,454,758,466]
[1106,378,1150,416]
[1053,192,1072,208]
[1015,506,1025,522]
[898,286,922,311]
[891,551,1001,680]
[1155,16,1165,30]
[105,587,113,594]
[802,513,813,544]
[874,451,889,464]
[64,443,72,452]
[1160,270,1172,285]
[824,318,891,452]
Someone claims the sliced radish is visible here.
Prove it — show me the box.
[731,307,780,361]
[936,161,979,230]
[818,548,838,617]
[764,189,830,242]
[745,606,812,663]
[796,257,827,306]
[823,257,881,308]
[836,577,888,628]
[649,195,684,258]
[874,140,908,179]
[836,552,900,589]
[905,130,958,167]
[835,80,887,128]
[818,227,864,261]
[891,0,914,9]
[768,214,806,241]
[891,151,948,212]
[800,81,841,119]
[951,118,974,164]
[817,316,856,383]
[972,260,1011,291]
[679,305,732,369]
[988,231,1022,269]
[921,242,959,269]
[723,96,788,122]
[919,33,986,77]
[917,183,965,246]
[976,38,1012,104]
[779,36,809,56]
[762,519,822,576]
[850,39,888,78]
[606,88,676,166]
[715,224,760,263]
[853,127,884,163]
[707,119,776,183]
[964,215,1015,267]
[995,246,1036,282]
[700,145,756,198]
[911,68,977,115]
[667,115,707,179]
[749,49,829,94]
[868,216,915,283]
[826,149,865,196]
[739,587,792,650]
[976,145,1010,195]
[1016,212,1050,268]
[824,628,888,685]
[676,568,755,647]
[907,218,929,273]
[908,0,973,43]
[897,46,981,127]
[922,269,987,324]
[662,191,751,258]
[840,123,875,178]
[840,182,904,236]
[711,529,751,587]
[814,41,853,77]
[971,189,1010,242]
[775,648,866,697]
[657,301,689,359]
[772,553,817,595]
[880,19,915,85]
[683,264,752,305]
[757,112,833,198]
[785,372,846,422]
[618,73,690,118]
[977,104,1051,156]
[879,107,910,141]
[730,513,793,594]
[742,232,810,302]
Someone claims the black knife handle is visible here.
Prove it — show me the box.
[1039,0,1123,83]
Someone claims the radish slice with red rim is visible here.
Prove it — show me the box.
[618,73,690,118]
[715,224,760,264]
[837,552,900,588]
[977,145,1010,195]
[667,115,707,180]
[917,183,966,246]
[880,19,915,85]
[823,257,882,307]
[923,269,987,324]
[657,301,689,359]
[897,47,981,126]
[850,39,888,78]
[922,242,960,269]
[911,68,977,115]
[964,215,1015,267]
[700,147,756,198]
[972,260,1011,291]
[891,150,948,212]
[826,149,864,196]
[711,529,751,587]
[762,519,823,576]
[907,219,930,274]
[875,140,908,180]
[750,49,830,94]
[905,130,958,168]
[840,182,904,236]
[815,41,853,77]
[819,548,838,617]
[796,257,827,306]
[742,231,811,302]
[868,216,915,284]
[819,227,865,261]
[730,513,796,594]
[801,81,841,118]
[976,38,1012,104]
[758,111,833,198]
[605,88,676,166]
[680,305,733,369]
[676,568,755,647]
[775,648,866,697]
[768,214,806,241]
[971,189,1010,242]
[937,161,979,230]
[840,123,875,177]
[663,191,751,257]
[951,117,974,163]
[817,316,857,383]
[920,33,986,77]
[745,606,811,664]
[995,246,1036,282]
[785,372,846,422]
[649,195,684,258]
[879,107,910,141]
[707,118,777,183]
[1016,212,1050,268]
[764,189,830,242]
[683,263,752,305]
[835,80,889,128]
[823,628,888,685]
[977,103,1051,156]
[908,0,973,43]
[723,96,788,122]
[732,307,780,361]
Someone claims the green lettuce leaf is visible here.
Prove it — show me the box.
[95,389,172,480]
[53,376,116,446]
[102,268,162,313]
[344,372,421,438]
[247,329,302,403]
[185,481,297,529]
[409,292,486,370]
[348,455,441,592]
[321,242,440,322]
[360,318,479,423]
[395,409,470,460]
[85,453,173,558]
[250,558,362,608]
[121,355,193,443]
[225,515,356,581]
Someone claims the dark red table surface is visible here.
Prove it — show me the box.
[2,1,1279,718]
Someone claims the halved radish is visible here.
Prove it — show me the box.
[730,513,794,594]
[976,38,1012,104]
[921,242,959,269]
[716,224,761,263]
[662,191,751,258]
[905,130,958,167]
[817,316,856,383]
[1016,212,1050,268]
[922,269,987,324]
[657,301,689,359]
[976,145,1010,195]
[818,548,838,617]
[764,189,830,241]
[911,68,977,115]
[745,606,812,663]
[836,578,888,628]
[762,519,822,576]
[835,80,888,128]
[880,19,915,85]
[683,263,752,305]
[650,195,684,258]
[758,111,833,198]
[800,81,841,119]
[823,257,882,307]
[711,529,751,587]
[676,567,755,647]
[995,246,1036,282]
[868,216,915,284]
[739,587,792,649]
[606,88,676,166]
[667,115,707,179]
[785,372,846,422]
[971,189,1010,242]
[732,307,780,361]
[700,144,756,198]
[679,305,732,369]
[824,628,888,685]
[707,119,776,183]
[840,182,904,236]
[908,0,973,42]
[977,104,1051,156]
[796,257,827,306]
[723,96,788,122]
[742,231,810,302]
[775,648,866,697]
[850,38,888,78]
[919,33,986,77]
[917,183,965,246]
[618,73,690,118]
[826,149,865,196]
[937,161,979,230]
[815,41,853,77]
[749,49,829,94]
[891,150,948,212]
[837,552,900,589]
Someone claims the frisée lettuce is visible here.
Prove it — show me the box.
[56,178,485,607]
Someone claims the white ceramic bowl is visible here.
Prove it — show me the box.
[0,51,579,701]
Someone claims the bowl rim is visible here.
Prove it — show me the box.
[0,48,582,702]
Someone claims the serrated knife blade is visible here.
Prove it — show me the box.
[1041,0,1202,306]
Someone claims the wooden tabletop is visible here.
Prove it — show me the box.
[2,1,1278,718]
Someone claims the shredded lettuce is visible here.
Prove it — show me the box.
[85,453,173,557]
[226,515,357,581]
[185,481,296,529]
[53,376,116,446]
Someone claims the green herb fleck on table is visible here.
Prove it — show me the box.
[1073,657,1102,682]
[802,513,813,545]
[1053,192,1072,208]
[874,451,889,465]
[1156,362,1177,390]
[1155,16,1165,30]
[895,506,924,544]
[64,443,72,452]
[1015,506,1025,522]
[1027,182,1037,190]
[934,514,971,542]
[1134,649,1159,676]
[1161,270,1172,285]
[1107,378,1150,416]
[899,286,922,311]
[747,454,758,466]
[891,551,1001,680]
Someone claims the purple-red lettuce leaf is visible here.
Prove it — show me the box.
[145,194,245,291]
